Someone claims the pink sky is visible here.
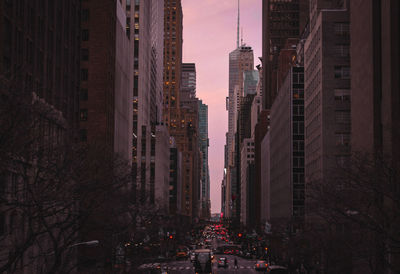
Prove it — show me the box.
[181,0,262,213]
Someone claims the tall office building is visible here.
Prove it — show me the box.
[262,0,308,109]
[79,0,134,268]
[198,100,210,219]
[224,1,254,219]
[182,63,196,98]
[80,0,133,159]
[163,0,183,128]
[351,2,399,271]
[0,1,81,272]
[304,1,350,214]
[269,67,304,227]
[243,70,259,96]
[127,0,167,207]
[351,0,400,161]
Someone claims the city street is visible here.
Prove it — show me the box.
[138,255,261,273]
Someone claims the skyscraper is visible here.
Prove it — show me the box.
[304,1,350,214]
[127,0,167,206]
[163,0,183,128]
[262,0,308,109]
[198,100,210,219]
[224,0,254,219]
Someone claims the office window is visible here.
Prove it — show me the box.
[335,110,350,123]
[82,9,89,22]
[334,89,350,101]
[80,109,88,121]
[80,129,87,142]
[81,48,89,61]
[80,88,88,101]
[81,69,88,81]
[81,29,89,41]
[334,66,350,79]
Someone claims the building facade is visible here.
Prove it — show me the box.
[304,3,350,216]
[262,0,308,109]
[269,67,304,228]
[198,100,210,219]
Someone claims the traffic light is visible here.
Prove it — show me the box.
[169,235,173,239]
[238,233,242,238]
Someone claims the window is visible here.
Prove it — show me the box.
[80,89,88,101]
[334,66,350,79]
[82,9,89,22]
[81,48,89,61]
[334,22,350,36]
[81,29,89,41]
[80,109,88,121]
[81,69,88,81]
[335,44,349,57]
[80,129,87,142]
[335,132,350,146]
[335,110,350,123]
[334,89,350,101]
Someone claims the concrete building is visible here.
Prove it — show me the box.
[80,0,133,159]
[225,45,254,218]
[269,67,304,228]
[155,125,171,213]
[304,2,350,215]
[127,0,167,206]
[243,70,259,96]
[260,131,271,227]
[350,0,400,161]
[198,101,210,219]
[79,0,134,269]
[163,0,183,128]
[240,138,255,227]
[262,0,309,109]
[0,1,81,272]
[169,138,182,214]
[182,63,196,98]
[350,2,399,272]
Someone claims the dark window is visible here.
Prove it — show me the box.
[81,48,89,61]
[81,69,88,81]
[80,129,87,142]
[80,89,88,101]
[82,9,89,22]
[80,109,88,121]
[81,29,89,41]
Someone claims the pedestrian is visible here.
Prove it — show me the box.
[234,257,238,269]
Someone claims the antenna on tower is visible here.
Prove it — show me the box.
[236,0,240,48]
[241,27,243,46]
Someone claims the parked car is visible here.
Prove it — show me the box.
[217,257,228,268]
[255,260,268,271]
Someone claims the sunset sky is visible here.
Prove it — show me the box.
[181,0,262,213]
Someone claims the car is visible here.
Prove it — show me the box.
[267,265,288,273]
[217,257,228,268]
[255,260,268,271]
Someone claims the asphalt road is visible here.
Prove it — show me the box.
[160,255,264,274]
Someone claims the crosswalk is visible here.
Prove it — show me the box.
[162,265,254,270]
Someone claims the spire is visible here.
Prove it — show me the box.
[241,27,243,46]
[236,0,240,48]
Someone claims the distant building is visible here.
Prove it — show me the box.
[226,45,254,219]
[182,63,196,98]
[240,138,255,227]
[243,70,259,96]
[163,0,183,127]
[198,101,210,219]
